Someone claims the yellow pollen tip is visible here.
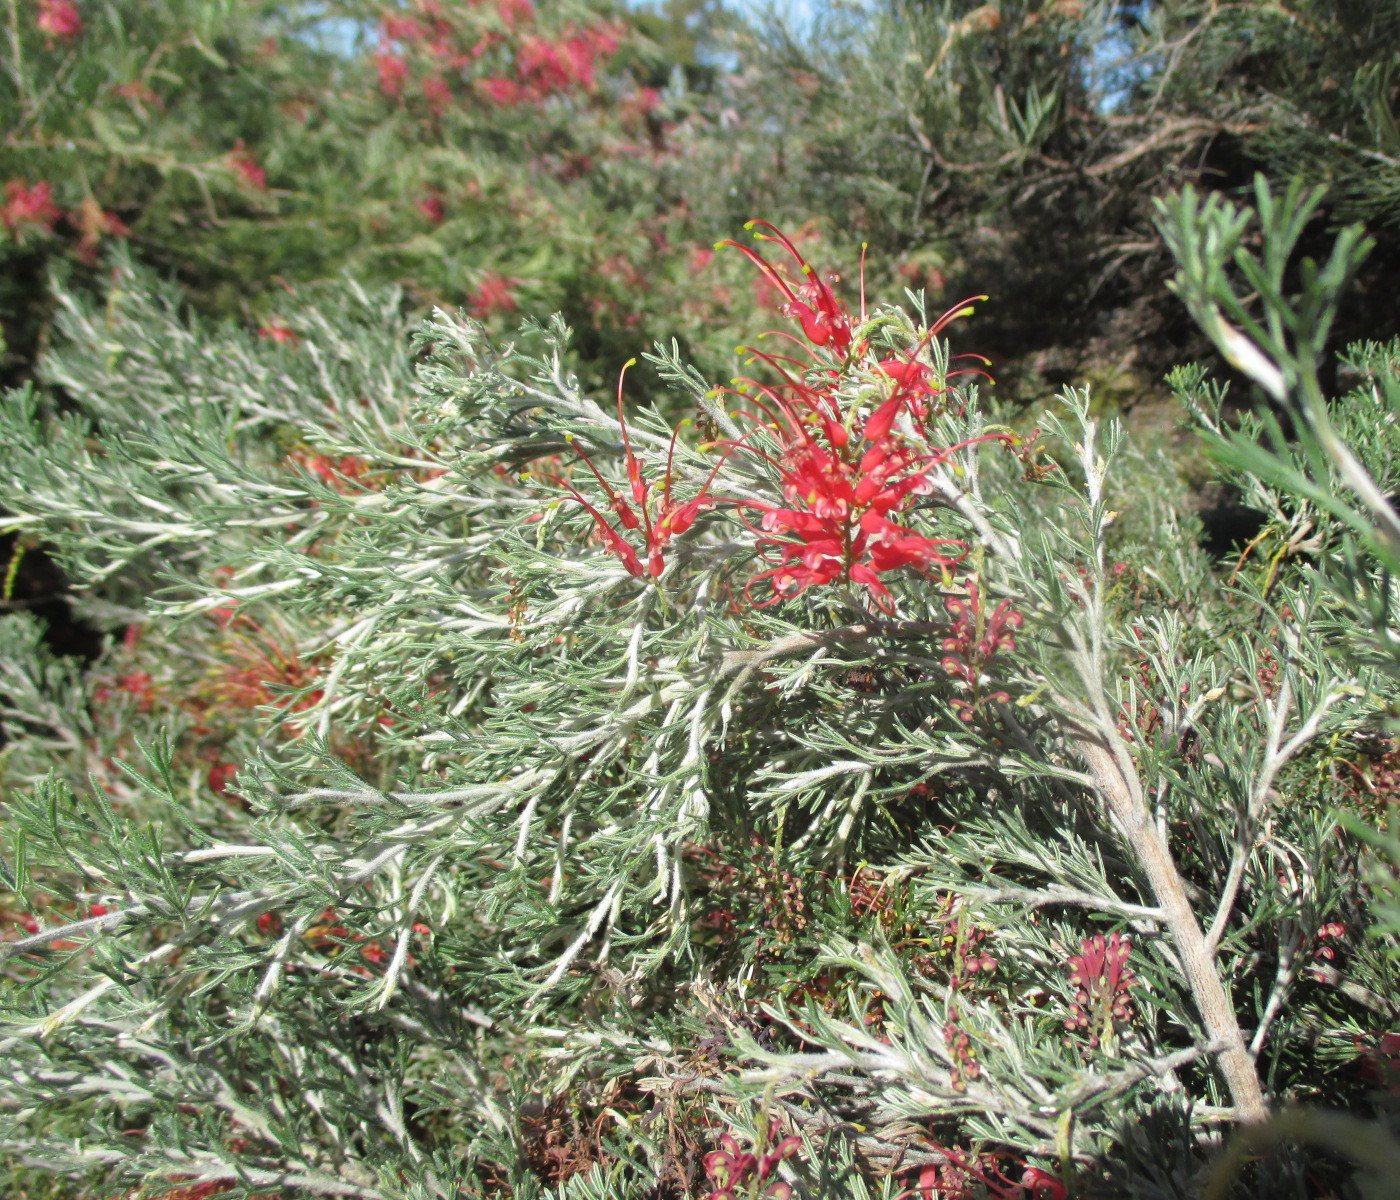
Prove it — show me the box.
[713,241,725,251]
[625,357,638,368]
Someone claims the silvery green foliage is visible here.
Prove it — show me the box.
[0,235,1395,1198]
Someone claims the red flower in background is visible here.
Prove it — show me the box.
[207,761,238,796]
[374,50,409,97]
[468,271,519,318]
[71,195,129,264]
[36,0,82,43]
[380,14,427,43]
[421,72,452,115]
[480,75,525,106]
[258,320,300,347]
[2,179,62,234]
[417,193,445,223]
[495,0,535,31]
[228,141,267,190]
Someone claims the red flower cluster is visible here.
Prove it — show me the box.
[1306,919,1346,982]
[373,0,619,114]
[1065,931,1136,1049]
[2,182,129,263]
[550,363,729,579]
[902,1148,1065,1200]
[2,179,62,234]
[702,1125,801,1200]
[537,226,1009,612]
[940,582,1023,719]
[720,223,1002,612]
[36,0,82,43]
[287,450,371,494]
[515,25,617,96]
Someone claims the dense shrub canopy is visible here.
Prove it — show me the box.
[1,3,1398,1199]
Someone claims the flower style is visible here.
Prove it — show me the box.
[1065,931,1136,1049]
[549,362,729,578]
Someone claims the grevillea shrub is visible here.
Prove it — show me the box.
[0,0,766,394]
[1,193,1398,1197]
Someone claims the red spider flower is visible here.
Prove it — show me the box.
[549,361,731,579]
[1065,931,1136,1049]
[720,220,857,352]
[714,222,1006,612]
[36,0,82,43]
[724,344,999,612]
[703,1125,801,1200]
